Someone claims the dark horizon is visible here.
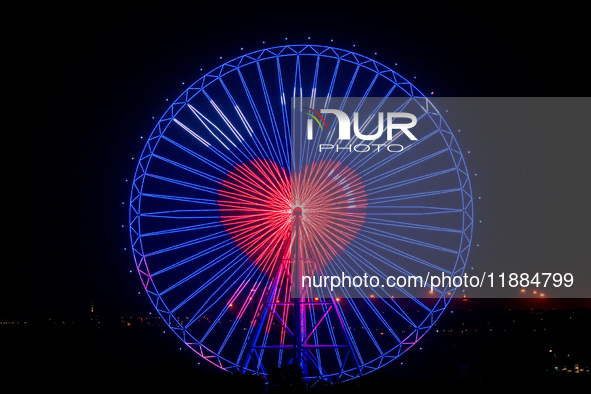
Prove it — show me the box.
[3,297,591,320]
[3,298,590,391]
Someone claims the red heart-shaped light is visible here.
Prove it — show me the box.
[218,159,367,274]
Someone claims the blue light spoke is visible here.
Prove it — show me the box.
[367,167,455,194]
[139,220,223,237]
[217,282,264,356]
[324,267,404,347]
[353,129,439,178]
[354,231,451,274]
[323,256,414,329]
[339,232,449,289]
[363,216,462,234]
[363,146,448,187]
[173,118,209,146]
[358,225,458,254]
[145,173,219,195]
[150,238,235,276]
[161,135,228,174]
[365,205,464,216]
[216,78,267,163]
[256,62,289,168]
[236,67,284,165]
[368,188,462,204]
[152,153,222,183]
[144,229,228,257]
[173,255,251,319]
[162,245,243,298]
[187,103,235,150]
[275,56,292,167]
[140,209,221,220]
[173,117,239,168]
[344,295,381,357]
[140,192,220,207]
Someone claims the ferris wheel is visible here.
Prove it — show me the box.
[128,44,473,383]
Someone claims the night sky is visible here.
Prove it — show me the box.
[5,3,590,319]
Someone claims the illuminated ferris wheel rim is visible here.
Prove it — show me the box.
[149,44,434,136]
[128,43,474,382]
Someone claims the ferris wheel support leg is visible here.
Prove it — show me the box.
[239,262,284,374]
[292,209,307,375]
